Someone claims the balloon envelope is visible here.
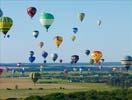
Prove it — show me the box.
[59,59,63,63]
[53,36,63,48]
[71,55,79,64]
[29,51,34,56]
[27,7,37,18]
[29,56,35,63]
[33,30,39,38]
[51,53,58,62]
[0,8,3,17]
[42,51,48,59]
[0,16,13,36]
[71,35,76,42]
[79,13,85,22]
[85,50,90,56]
[39,42,44,48]
[97,20,101,27]
[39,12,54,32]
[91,51,102,63]
[72,27,78,34]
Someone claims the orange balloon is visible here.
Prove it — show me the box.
[91,51,102,63]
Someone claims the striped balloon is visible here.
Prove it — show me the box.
[0,16,13,36]
[39,12,54,32]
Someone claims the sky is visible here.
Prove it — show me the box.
[0,0,132,63]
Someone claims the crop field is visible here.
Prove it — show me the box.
[0,78,119,99]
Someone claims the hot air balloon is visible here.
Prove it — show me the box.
[71,55,79,64]
[0,8,3,17]
[33,30,39,38]
[72,27,78,34]
[97,20,102,27]
[71,35,76,42]
[29,56,36,63]
[85,50,90,56]
[0,16,13,37]
[29,51,34,56]
[51,53,58,62]
[89,59,94,65]
[42,51,48,59]
[39,12,54,32]
[121,56,132,71]
[7,35,10,38]
[39,42,44,48]
[27,7,37,18]
[53,36,63,48]
[59,59,63,63]
[79,13,85,22]
[91,51,103,64]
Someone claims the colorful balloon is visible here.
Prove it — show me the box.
[39,42,44,48]
[0,8,3,17]
[91,51,103,64]
[0,16,13,36]
[53,36,63,48]
[27,7,37,18]
[33,30,39,38]
[85,50,90,56]
[51,53,58,62]
[73,27,78,34]
[42,51,48,59]
[71,35,76,42]
[39,12,54,32]
[71,55,79,64]
[79,13,85,22]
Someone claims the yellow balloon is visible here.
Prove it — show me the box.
[53,36,63,48]
[71,35,76,42]
[91,51,102,63]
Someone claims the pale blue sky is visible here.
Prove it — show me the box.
[0,0,132,63]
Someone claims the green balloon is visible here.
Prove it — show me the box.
[39,12,54,32]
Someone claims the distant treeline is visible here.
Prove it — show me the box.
[6,89,132,100]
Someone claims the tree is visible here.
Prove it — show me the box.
[30,72,41,85]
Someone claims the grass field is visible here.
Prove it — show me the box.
[0,78,119,99]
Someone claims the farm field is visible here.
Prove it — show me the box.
[0,78,119,99]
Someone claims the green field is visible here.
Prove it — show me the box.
[0,71,131,99]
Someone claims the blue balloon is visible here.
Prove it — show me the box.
[73,27,78,34]
[42,51,48,59]
[29,56,35,63]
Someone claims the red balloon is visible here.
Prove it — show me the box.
[27,7,37,18]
